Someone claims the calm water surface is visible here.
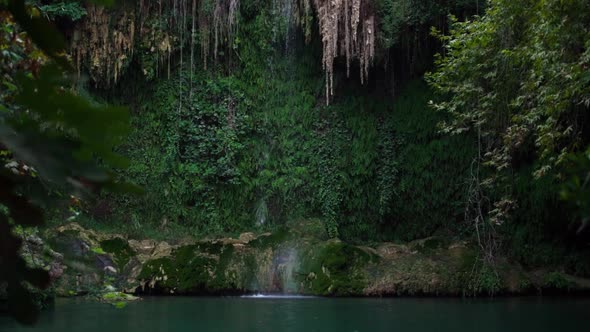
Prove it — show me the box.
[0,296,588,332]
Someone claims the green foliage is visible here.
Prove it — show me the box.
[543,271,575,291]
[11,0,480,247]
[108,30,475,242]
[248,228,290,249]
[503,165,567,268]
[297,241,375,296]
[138,243,236,293]
[113,301,126,309]
[52,0,480,245]
[376,119,398,217]
[316,115,345,238]
[100,238,134,269]
[101,291,137,306]
[90,247,106,255]
[1,0,133,324]
[428,0,590,273]
[380,81,475,240]
[428,0,590,178]
[32,1,87,21]
[561,146,590,226]
[108,9,324,235]
[468,262,502,296]
[52,0,589,283]
[112,69,252,234]
[377,0,481,49]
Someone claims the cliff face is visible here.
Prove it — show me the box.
[42,221,590,298]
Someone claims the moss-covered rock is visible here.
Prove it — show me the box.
[100,238,135,270]
[296,240,376,296]
[45,223,131,296]
[42,221,590,298]
[138,245,220,293]
[0,228,63,312]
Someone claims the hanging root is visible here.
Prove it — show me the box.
[71,0,374,94]
[311,0,376,104]
[72,0,241,83]
[71,4,135,86]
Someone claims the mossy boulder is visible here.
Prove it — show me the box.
[100,238,135,270]
[296,240,377,296]
[45,223,129,296]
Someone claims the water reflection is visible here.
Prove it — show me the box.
[0,297,588,332]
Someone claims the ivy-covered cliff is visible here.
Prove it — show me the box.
[2,1,590,314]
[52,0,587,276]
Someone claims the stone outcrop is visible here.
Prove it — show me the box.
[43,221,590,298]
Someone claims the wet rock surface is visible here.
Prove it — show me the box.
[42,222,590,298]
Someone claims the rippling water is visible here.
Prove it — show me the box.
[0,296,588,331]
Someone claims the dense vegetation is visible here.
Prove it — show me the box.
[76,0,587,272]
[427,0,590,273]
[0,0,135,323]
[1,0,590,323]
[68,0,482,242]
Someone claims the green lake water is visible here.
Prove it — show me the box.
[0,296,588,332]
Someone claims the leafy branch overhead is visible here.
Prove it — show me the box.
[1,0,137,324]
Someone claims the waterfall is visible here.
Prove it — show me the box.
[271,0,298,53]
[255,198,268,226]
[278,247,299,293]
[247,244,301,294]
